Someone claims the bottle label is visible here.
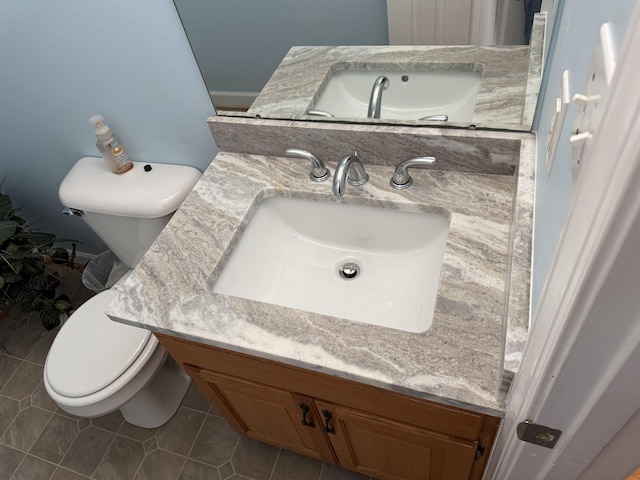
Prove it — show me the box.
[105,140,132,173]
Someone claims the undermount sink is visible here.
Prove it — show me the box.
[310,65,482,122]
[212,196,450,333]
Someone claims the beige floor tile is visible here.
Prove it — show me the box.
[134,448,185,480]
[271,448,323,480]
[189,415,239,467]
[91,410,125,433]
[320,463,370,480]
[1,361,44,400]
[11,454,57,480]
[0,394,20,436]
[0,353,22,390]
[51,466,91,479]
[179,459,222,480]
[118,421,159,443]
[25,330,57,366]
[30,380,59,412]
[156,406,206,456]
[3,325,45,359]
[30,413,79,463]
[93,435,145,480]
[60,426,114,477]
[1,406,52,452]
[231,437,280,480]
[0,443,25,479]
[181,382,212,413]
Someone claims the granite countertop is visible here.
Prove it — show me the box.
[106,151,522,417]
[245,45,530,129]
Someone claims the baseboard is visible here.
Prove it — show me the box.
[210,90,258,110]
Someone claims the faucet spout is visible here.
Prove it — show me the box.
[367,75,389,119]
[332,151,369,196]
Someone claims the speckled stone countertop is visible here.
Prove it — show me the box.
[244,45,531,130]
[105,143,533,417]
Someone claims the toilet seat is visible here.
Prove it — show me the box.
[45,289,157,398]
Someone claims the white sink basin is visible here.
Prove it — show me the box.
[212,197,450,333]
[310,66,482,122]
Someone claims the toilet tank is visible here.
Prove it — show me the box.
[59,157,202,268]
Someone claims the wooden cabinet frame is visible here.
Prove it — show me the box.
[157,334,500,480]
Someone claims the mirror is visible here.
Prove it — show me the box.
[174,0,555,131]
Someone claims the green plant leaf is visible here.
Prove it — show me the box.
[40,305,61,330]
[48,247,70,261]
[9,259,23,274]
[0,220,18,246]
[0,275,4,289]
[0,193,12,220]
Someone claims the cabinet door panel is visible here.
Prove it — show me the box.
[316,401,476,480]
[196,368,332,461]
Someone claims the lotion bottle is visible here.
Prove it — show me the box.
[89,115,134,174]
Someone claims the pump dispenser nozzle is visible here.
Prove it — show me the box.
[89,114,112,140]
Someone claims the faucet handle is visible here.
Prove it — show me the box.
[285,148,330,182]
[390,156,436,190]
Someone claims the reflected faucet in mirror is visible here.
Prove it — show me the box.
[367,75,390,119]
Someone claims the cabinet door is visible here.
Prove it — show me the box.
[187,365,335,462]
[315,400,476,480]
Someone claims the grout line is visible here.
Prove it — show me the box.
[175,455,189,480]
[228,434,242,476]
[0,357,24,393]
[268,447,282,480]
[9,451,29,479]
[90,427,117,479]
[184,407,208,460]
[2,405,54,454]
[130,442,146,480]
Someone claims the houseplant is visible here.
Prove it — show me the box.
[0,188,75,329]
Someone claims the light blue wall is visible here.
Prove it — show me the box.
[174,0,389,93]
[0,0,217,255]
[531,0,636,311]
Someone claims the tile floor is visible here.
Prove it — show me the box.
[0,264,373,480]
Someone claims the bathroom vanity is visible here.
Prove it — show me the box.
[105,120,534,479]
[156,333,500,480]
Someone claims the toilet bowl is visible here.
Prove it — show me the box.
[45,157,202,428]
[43,285,191,428]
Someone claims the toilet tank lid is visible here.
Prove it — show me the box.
[59,157,202,218]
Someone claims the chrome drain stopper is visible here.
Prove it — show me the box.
[339,262,360,279]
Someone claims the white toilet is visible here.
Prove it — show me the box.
[44,157,202,428]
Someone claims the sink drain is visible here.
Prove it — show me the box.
[339,262,360,279]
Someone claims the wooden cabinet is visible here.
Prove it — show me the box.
[187,366,335,462]
[157,334,500,480]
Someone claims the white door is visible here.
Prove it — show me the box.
[386,0,498,45]
[486,3,640,479]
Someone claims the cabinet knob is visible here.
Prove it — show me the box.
[298,402,315,428]
[321,409,336,434]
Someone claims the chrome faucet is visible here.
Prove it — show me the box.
[390,157,436,189]
[332,151,369,196]
[367,75,389,119]
[285,148,330,182]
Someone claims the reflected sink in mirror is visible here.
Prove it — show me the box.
[309,65,482,122]
[212,196,450,333]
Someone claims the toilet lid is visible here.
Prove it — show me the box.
[45,289,153,398]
